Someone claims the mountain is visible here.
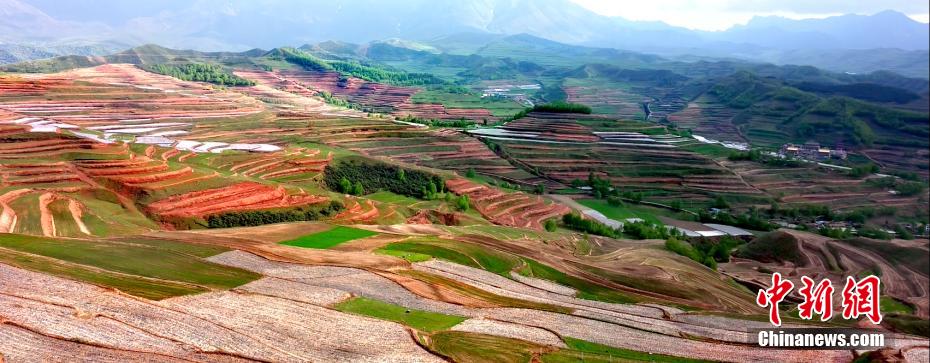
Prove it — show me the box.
[0,41,126,65]
[2,0,928,77]
[7,0,927,51]
[712,11,929,51]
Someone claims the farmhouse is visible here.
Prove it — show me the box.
[779,142,847,161]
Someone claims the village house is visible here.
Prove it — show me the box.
[779,141,847,161]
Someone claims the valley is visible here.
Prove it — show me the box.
[0,32,927,363]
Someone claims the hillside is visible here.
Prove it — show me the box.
[727,229,929,321]
[665,71,930,176]
[8,40,928,179]
[1,1,929,360]
[0,36,928,361]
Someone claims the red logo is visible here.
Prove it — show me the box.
[797,276,834,321]
[841,275,883,324]
[756,272,794,326]
[757,274,882,326]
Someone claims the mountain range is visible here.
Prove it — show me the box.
[1,0,928,77]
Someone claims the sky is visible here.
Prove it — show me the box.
[21,0,930,32]
[569,0,930,31]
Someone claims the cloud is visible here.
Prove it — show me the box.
[722,0,928,15]
[569,0,929,31]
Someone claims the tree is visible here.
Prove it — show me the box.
[465,168,477,178]
[353,181,365,196]
[544,219,558,232]
[893,225,914,240]
[532,101,592,114]
[456,195,470,211]
[340,177,353,194]
[428,181,438,198]
[712,195,730,209]
[323,159,443,199]
[397,169,406,182]
[534,184,546,195]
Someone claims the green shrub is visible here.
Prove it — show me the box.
[456,195,470,211]
[206,201,343,228]
[278,47,444,86]
[141,63,254,86]
[324,157,443,199]
[544,219,558,232]
[532,101,592,114]
[665,238,701,262]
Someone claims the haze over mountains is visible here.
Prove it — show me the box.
[1,0,929,77]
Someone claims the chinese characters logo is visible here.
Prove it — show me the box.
[757,272,882,326]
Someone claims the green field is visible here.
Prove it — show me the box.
[365,190,424,205]
[881,296,916,315]
[375,249,434,262]
[0,234,259,300]
[280,225,379,249]
[679,143,736,158]
[409,88,526,117]
[334,297,466,332]
[577,199,663,224]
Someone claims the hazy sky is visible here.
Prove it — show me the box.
[569,0,930,31]
[20,0,930,33]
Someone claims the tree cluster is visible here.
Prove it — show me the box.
[141,63,255,86]
[279,47,444,86]
[623,219,680,240]
[398,114,474,128]
[699,209,775,232]
[532,101,592,114]
[206,201,343,228]
[562,212,622,238]
[324,158,444,199]
[665,236,744,270]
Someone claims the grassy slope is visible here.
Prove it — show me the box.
[0,247,205,299]
[517,258,639,304]
[377,237,519,276]
[378,237,639,304]
[410,89,525,117]
[0,234,259,299]
[399,269,572,314]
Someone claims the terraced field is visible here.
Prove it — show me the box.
[667,95,749,144]
[724,229,930,318]
[563,76,690,121]
[293,116,552,188]
[1,56,928,362]
[446,178,570,229]
[470,112,761,207]
[724,159,927,212]
[244,69,501,121]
